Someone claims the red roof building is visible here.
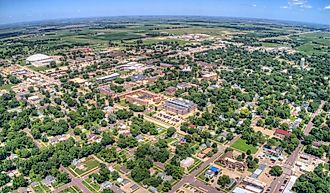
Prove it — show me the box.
[274,129,291,139]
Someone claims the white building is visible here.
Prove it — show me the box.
[180,157,194,168]
[26,54,54,67]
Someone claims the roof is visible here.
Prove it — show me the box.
[233,187,254,193]
[26,54,51,62]
[209,166,220,172]
[283,176,298,193]
[275,129,291,136]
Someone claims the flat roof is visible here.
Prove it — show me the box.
[233,187,254,193]
[283,176,298,193]
[96,73,120,81]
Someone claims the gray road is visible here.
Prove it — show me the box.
[169,135,241,193]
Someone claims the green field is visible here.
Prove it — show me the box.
[82,178,100,193]
[32,182,51,193]
[59,186,83,193]
[231,138,258,154]
[69,157,100,177]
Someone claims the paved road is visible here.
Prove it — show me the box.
[268,101,325,193]
[52,166,92,193]
[169,136,240,193]
[304,100,325,135]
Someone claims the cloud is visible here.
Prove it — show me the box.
[281,6,289,9]
[252,4,257,7]
[324,5,330,10]
[287,0,312,9]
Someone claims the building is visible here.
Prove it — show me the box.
[164,98,197,115]
[201,71,217,81]
[177,83,191,90]
[96,73,120,83]
[233,187,254,193]
[26,54,54,67]
[198,147,212,158]
[218,151,247,171]
[180,157,194,168]
[165,86,176,96]
[274,129,291,139]
[283,176,298,193]
[118,89,163,106]
[99,86,115,96]
[251,164,266,179]
[204,166,220,178]
[42,175,56,186]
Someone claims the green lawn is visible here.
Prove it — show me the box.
[82,178,100,193]
[231,138,258,154]
[59,186,82,193]
[69,157,100,177]
[32,182,51,193]
[0,84,14,91]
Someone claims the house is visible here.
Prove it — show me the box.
[198,147,212,158]
[100,181,113,190]
[42,175,56,186]
[274,129,291,139]
[156,172,173,182]
[149,186,158,193]
[204,166,220,178]
[177,83,191,90]
[71,159,81,166]
[165,86,176,96]
[180,157,194,168]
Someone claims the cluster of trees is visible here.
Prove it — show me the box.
[130,117,158,136]
[114,109,133,120]
[125,141,171,191]
[128,103,145,112]
[90,164,119,184]
[293,164,329,193]
[269,165,283,176]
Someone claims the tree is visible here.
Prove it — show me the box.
[162,181,172,192]
[217,175,231,187]
[0,173,11,187]
[131,166,150,182]
[102,189,114,193]
[12,175,28,189]
[166,127,176,138]
[57,172,70,184]
[269,165,283,176]
[165,164,183,180]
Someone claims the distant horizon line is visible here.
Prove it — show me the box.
[1,15,329,28]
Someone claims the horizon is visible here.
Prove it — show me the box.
[1,0,330,25]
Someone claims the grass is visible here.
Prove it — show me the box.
[58,186,83,193]
[69,157,100,177]
[188,157,203,173]
[82,179,100,193]
[0,84,14,91]
[231,138,258,154]
[32,182,51,193]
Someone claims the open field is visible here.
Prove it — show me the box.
[68,157,100,177]
[231,138,258,154]
[59,186,83,193]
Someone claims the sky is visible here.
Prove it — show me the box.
[0,0,330,25]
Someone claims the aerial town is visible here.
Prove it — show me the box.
[0,12,329,193]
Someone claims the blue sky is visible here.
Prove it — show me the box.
[0,0,329,25]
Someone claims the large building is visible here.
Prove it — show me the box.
[26,54,54,67]
[164,98,197,115]
[96,73,120,83]
[118,89,163,106]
